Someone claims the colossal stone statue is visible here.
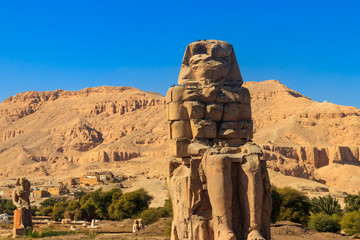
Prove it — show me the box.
[167,40,271,240]
[12,178,32,237]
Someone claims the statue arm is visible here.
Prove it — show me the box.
[187,142,211,156]
[242,142,263,157]
[12,189,21,209]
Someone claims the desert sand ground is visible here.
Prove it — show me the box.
[0,219,353,240]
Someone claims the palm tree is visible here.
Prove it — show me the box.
[311,195,342,216]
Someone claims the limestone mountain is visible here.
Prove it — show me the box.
[0,80,359,183]
[0,86,167,177]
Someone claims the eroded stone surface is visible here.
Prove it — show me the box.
[167,40,271,240]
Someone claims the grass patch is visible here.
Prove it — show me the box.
[27,229,76,238]
[26,228,100,239]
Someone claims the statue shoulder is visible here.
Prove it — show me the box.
[166,86,185,103]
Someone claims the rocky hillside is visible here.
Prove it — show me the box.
[247,80,360,179]
[0,86,167,177]
[0,80,359,181]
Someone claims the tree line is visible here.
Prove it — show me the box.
[271,185,360,235]
[37,188,172,225]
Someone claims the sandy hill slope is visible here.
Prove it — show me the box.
[0,80,359,195]
[245,80,360,179]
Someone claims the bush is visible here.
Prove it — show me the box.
[39,206,53,216]
[311,195,342,216]
[40,198,66,208]
[27,228,77,238]
[140,208,160,225]
[164,218,172,237]
[340,211,360,235]
[0,197,16,215]
[79,188,122,220]
[138,197,173,226]
[271,185,281,223]
[52,202,69,220]
[344,193,360,212]
[80,188,107,220]
[308,213,340,233]
[162,198,173,217]
[108,188,152,220]
[277,187,311,225]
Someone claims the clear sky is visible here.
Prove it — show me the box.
[0,0,359,108]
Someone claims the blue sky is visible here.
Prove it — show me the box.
[0,0,359,108]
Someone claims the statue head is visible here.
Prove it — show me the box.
[15,178,31,195]
[178,40,243,87]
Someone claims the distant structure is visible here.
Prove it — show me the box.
[80,171,115,187]
[62,177,76,187]
[32,189,50,198]
[167,40,271,240]
[12,178,32,237]
[47,185,68,196]
[0,188,12,199]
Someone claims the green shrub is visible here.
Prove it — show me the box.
[311,195,342,216]
[164,218,172,237]
[52,202,69,220]
[74,191,86,200]
[108,188,152,220]
[66,200,81,211]
[308,213,340,233]
[27,228,78,238]
[344,193,360,212]
[39,229,76,237]
[271,185,281,223]
[138,198,173,226]
[139,208,160,225]
[0,197,16,215]
[39,206,53,216]
[162,198,173,217]
[26,228,39,238]
[340,211,360,235]
[39,198,66,208]
[80,188,107,220]
[277,187,311,225]
[79,188,122,220]
[38,197,67,217]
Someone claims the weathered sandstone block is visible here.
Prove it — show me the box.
[190,119,217,139]
[166,86,184,103]
[167,102,188,120]
[205,103,223,121]
[169,120,192,139]
[184,101,205,119]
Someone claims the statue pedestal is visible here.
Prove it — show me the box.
[13,209,32,238]
[13,210,21,229]
[13,228,25,238]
